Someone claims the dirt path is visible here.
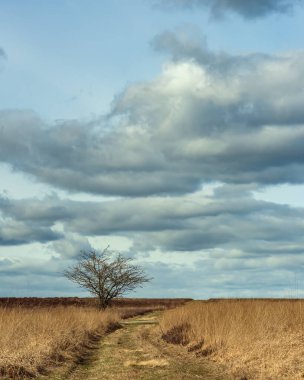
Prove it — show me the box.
[49,312,232,380]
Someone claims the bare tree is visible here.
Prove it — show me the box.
[63,247,151,309]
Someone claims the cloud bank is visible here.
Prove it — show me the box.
[1,186,304,254]
[1,33,304,196]
[1,184,304,296]
[154,0,301,19]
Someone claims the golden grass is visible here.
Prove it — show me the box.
[160,299,304,379]
[0,306,120,378]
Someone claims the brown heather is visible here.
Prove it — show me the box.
[160,299,304,379]
[0,306,120,378]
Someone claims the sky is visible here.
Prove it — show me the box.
[1,0,304,299]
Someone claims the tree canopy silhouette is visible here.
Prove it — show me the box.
[64,247,151,309]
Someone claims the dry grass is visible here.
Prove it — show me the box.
[160,299,304,379]
[0,306,120,378]
[0,299,177,379]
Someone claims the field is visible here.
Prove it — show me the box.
[0,297,191,379]
[1,297,303,379]
[160,299,304,379]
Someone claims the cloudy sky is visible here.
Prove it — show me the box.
[1,0,304,299]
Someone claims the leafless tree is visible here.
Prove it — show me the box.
[63,247,151,309]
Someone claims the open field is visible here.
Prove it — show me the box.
[0,298,191,379]
[160,299,304,379]
[2,298,302,379]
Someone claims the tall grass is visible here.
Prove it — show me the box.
[0,298,183,379]
[0,306,120,378]
[160,299,304,379]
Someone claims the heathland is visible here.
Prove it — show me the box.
[0,298,189,378]
[0,298,303,379]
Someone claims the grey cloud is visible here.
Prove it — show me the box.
[0,219,62,246]
[0,250,301,298]
[1,40,304,196]
[0,194,74,227]
[151,28,273,74]
[154,0,300,19]
[137,209,304,252]
[0,110,198,196]
[0,48,7,74]
[0,194,63,245]
[130,257,303,298]
[0,189,288,236]
[151,28,213,65]
[1,187,304,261]
[0,263,86,297]
[51,234,93,259]
[1,187,304,297]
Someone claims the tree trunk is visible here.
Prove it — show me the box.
[98,297,110,309]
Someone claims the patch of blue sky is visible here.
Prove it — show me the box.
[253,184,304,208]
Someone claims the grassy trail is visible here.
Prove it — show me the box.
[49,311,232,380]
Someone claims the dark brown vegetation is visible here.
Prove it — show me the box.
[0,297,192,309]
